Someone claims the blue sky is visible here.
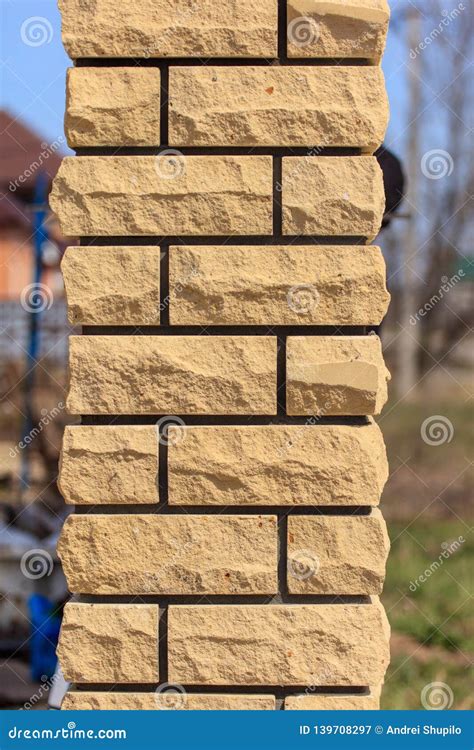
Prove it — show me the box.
[1,0,409,159]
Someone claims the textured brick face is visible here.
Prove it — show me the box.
[50,156,273,237]
[168,424,388,506]
[58,514,278,595]
[59,426,159,505]
[55,0,391,712]
[58,604,159,683]
[170,245,390,326]
[282,156,385,239]
[66,68,161,147]
[58,0,278,59]
[169,66,388,150]
[287,0,390,62]
[67,336,277,416]
[168,603,390,685]
[286,335,390,416]
[62,247,161,325]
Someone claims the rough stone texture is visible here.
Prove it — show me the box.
[59,426,159,505]
[169,245,390,326]
[169,66,388,151]
[67,336,277,416]
[50,156,273,237]
[58,0,277,59]
[287,511,390,594]
[62,693,276,710]
[282,157,385,240]
[62,247,161,326]
[58,514,278,595]
[168,423,388,506]
[285,690,381,710]
[168,602,390,685]
[58,604,159,684]
[287,0,390,62]
[66,68,161,147]
[287,336,390,416]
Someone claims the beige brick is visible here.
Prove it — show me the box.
[168,423,388,506]
[285,689,381,710]
[59,426,158,505]
[287,336,390,416]
[282,157,385,240]
[58,0,278,59]
[169,67,388,151]
[50,157,273,237]
[58,604,159,684]
[58,514,278,595]
[67,336,277,416]
[62,692,276,710]
[66,68,161,148]
[287,0,390,62]
[169,245,390,326]
[287,511,390,594]
[62,247,161,326]
[168,601,390,685]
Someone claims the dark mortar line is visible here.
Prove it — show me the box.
[76,684,369,696]
[80,326,371,336]
[159,243,170,327]
[73,146,362,156]
[278,0,287,61]
[79,235,369,246]
[158,606,169,684]
[273,155,283,236]
[79,415,369,426]
[73,506,373,517]
[75,58,372,68]
[277,333,287,417]
[160,67,169,146]
[76,595,371,605]
[278,514,289,598]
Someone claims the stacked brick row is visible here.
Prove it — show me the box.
[52,0,392,710]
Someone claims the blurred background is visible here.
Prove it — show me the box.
[0,0,472,710]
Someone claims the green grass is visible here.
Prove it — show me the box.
[381,520,473,709]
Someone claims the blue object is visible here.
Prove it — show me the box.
[28,594,60,681]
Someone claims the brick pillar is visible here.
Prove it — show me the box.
[52,0,391,711]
